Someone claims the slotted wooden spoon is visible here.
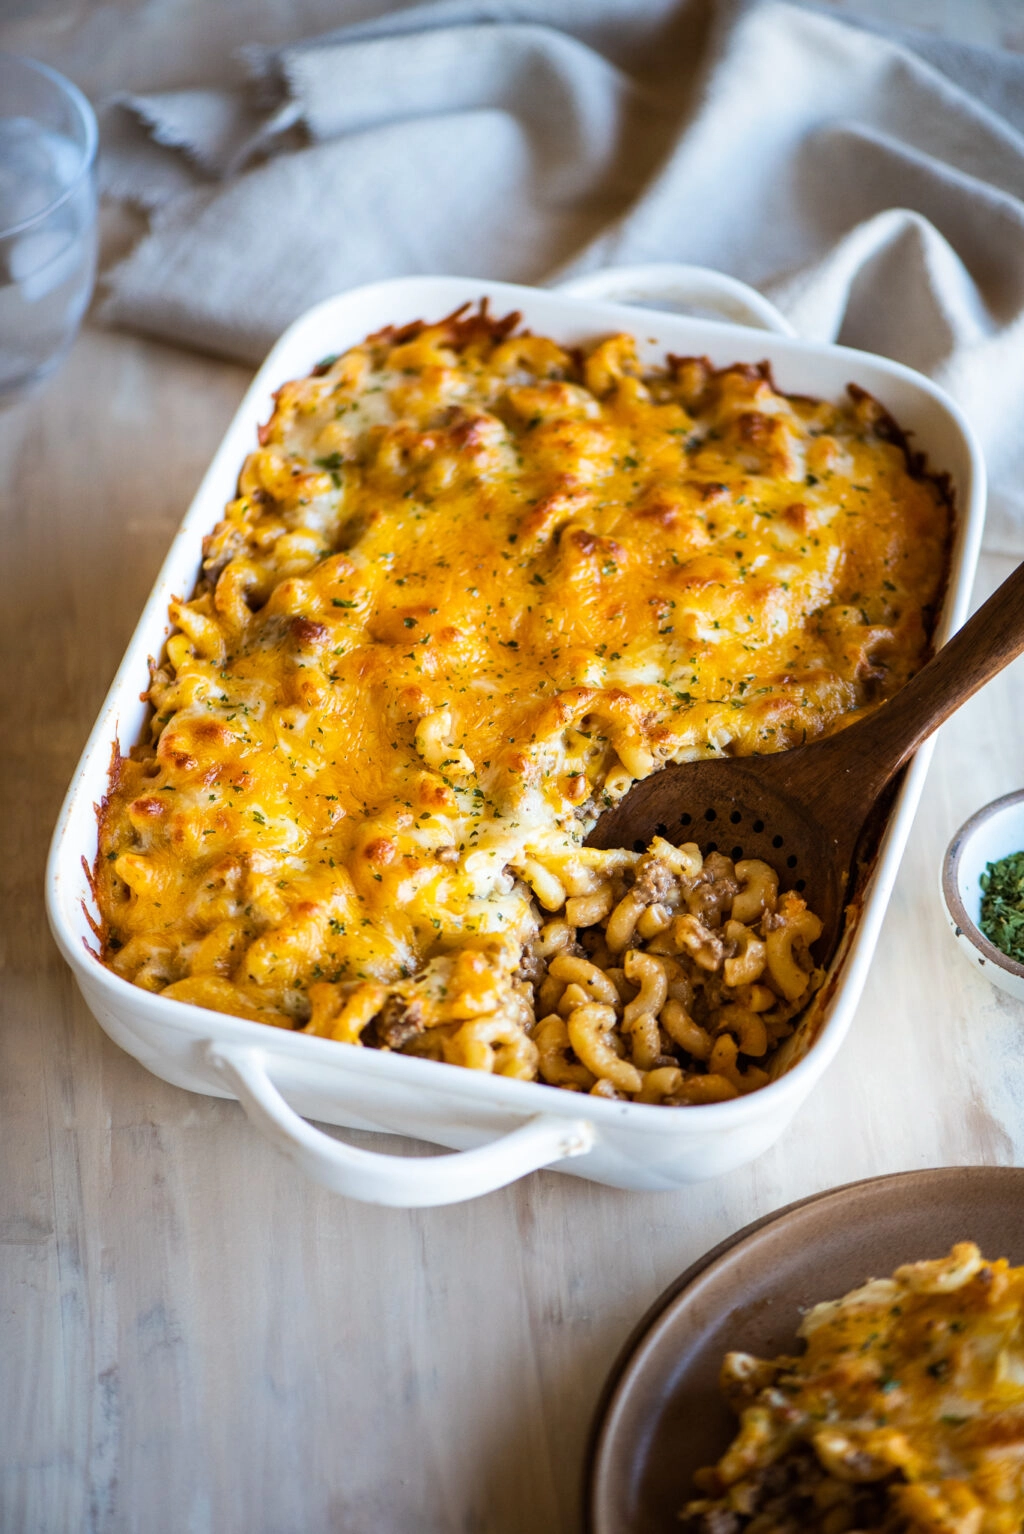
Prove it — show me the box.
[586,562,1024,961]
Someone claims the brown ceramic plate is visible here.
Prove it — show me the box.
[585,1167,1024,1534]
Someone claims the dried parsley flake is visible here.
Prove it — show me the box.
[979,851,1024,963]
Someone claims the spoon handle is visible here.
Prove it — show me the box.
[849,558,1024,795]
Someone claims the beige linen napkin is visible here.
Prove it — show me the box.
[100,0,1024,549]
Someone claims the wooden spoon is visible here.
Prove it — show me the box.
[586,561,1024,960]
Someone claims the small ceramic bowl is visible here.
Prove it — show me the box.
[943,789,1024,1002]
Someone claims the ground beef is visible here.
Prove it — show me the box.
[683,1448,900,1534]
[516,948,546,986]
[632,854,677,905]
[687,852,740,928]
[371,995,426,1051]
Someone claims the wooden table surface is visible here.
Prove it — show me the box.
[3,3,1024,1532]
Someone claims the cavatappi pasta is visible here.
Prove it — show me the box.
[94,305,951,1104]
[683,1244,1024,1534]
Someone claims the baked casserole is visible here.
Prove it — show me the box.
[93,306,951,1104]
[684,1243,1024,1533]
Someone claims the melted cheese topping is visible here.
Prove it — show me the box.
[95,309,950,1038]
[689,1244,1024,1533]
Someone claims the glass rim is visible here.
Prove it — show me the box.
[0,51,99,242]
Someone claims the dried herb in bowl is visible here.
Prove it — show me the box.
[979,851,1024,964]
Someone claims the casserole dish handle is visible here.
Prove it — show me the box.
[555,263,795,335]
[206,1042,595,1207]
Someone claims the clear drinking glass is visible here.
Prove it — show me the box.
[0,53,98,402]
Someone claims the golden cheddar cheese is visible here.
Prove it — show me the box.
[94,305,951,1096]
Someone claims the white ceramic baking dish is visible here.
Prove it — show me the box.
[46,267,986,1207]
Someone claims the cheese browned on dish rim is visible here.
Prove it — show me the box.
[93,305,951,1102]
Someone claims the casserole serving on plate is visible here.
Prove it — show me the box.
[585,1168,1024,1534]
[46,268,986,1206]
